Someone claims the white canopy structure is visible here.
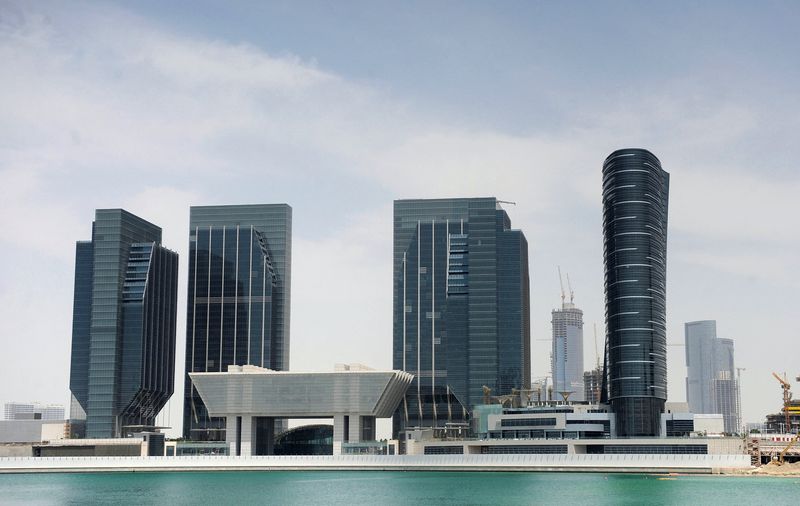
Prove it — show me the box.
[190,365,413,455]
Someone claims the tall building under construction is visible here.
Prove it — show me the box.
[551,271,584,402]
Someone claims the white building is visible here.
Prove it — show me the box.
[551,286,584,402]
[4,402,65,421]
[190,364,412,456]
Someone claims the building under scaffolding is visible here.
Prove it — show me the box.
[583,367,603,404]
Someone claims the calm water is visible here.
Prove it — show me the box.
[0,471,796,505]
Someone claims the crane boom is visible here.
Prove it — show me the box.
[773,371,791,388]
[778,434,799,465]
[772,371,793,432]
[557,266,565,305]
[566,272,574,303]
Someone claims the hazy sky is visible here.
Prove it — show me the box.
[1,1,798,437]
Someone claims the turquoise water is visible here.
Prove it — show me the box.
[0,471,797,505]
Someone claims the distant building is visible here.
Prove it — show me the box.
[583,367,603,404]
[182,204,292,441]
[4,403,64,421]
[684,320,741,433]
[0,419,67,443]
[551,289,584,401]
[392,198,531,437]
[69,209,179,438]
[602,148,670,437]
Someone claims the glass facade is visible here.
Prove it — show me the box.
[602,149,670,437]
[68,209,178,438]
[685,321,740,433]
[183,204,292,440]
[392,198,530,437]
[273,425,333,455]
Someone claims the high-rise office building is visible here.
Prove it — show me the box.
[602,148,669,437]
[183,204,292,441]
[392,198,530,436]
[685,320,740,433]
[69,209,178,438]
[551,290,584,401]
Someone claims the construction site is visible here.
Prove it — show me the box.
[746,372,800,470]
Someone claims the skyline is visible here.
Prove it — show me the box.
[1,1,799,437]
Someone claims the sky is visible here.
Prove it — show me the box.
[1,0,798,438]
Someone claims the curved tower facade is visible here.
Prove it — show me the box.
[602,148,669,437]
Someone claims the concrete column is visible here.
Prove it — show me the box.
[225,416,238,456]
[333,414,347,455]
[240,415,254,456]
[348,415,363,443]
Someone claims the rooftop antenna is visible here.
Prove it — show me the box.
[566,272,574,303]
[557,266,565,305]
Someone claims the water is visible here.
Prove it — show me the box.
[0,471,796,505]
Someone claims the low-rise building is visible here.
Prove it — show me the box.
[407,402,738,456]
[0,419,68,444]
[189,364,413,456]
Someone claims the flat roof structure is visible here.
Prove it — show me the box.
[190,365,413,455]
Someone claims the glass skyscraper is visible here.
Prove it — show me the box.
[602,148,670,437]
[685,320,740,433]
[183,204,292,441]
[392,198,530,437]
[69,209,179,438]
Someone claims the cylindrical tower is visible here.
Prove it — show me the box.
[602,148,669,437]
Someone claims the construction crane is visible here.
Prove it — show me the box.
[776,434,799,465]
[736,368,746,432]
[772,372,792,432]
[566,272,574,304]
[593,323,600,369]
[557,266,565,305]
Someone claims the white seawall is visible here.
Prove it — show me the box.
[0,454,751,474]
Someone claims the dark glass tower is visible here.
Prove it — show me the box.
[602,149,669,437]
[69,209,179,438]
[183,204,292,441]
[392,198,530,437]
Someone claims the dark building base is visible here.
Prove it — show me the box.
[612,397,665,438]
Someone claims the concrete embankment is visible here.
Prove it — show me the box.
[0,454,751,474]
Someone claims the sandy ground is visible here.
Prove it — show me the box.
[737,461,800,477]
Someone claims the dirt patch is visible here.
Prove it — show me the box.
[748,461,800,476]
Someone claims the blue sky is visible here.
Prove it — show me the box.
[1,0,798,436]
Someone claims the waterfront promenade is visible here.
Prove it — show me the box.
[0,454,750,474]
